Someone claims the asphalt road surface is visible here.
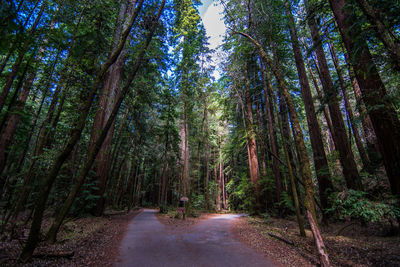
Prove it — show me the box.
[115,209,275,267]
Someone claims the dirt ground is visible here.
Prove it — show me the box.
[231,215,400,267]
[155,209,217,230]
[0,209,141,266]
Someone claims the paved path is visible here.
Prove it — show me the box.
[115,209,275,267]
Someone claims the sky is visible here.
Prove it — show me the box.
[198,0,226,79]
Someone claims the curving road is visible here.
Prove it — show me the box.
[115,209,275,267]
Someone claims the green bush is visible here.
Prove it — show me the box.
[327,190,400,223]
[276,191,295,214]
[191,194,204,210]
[159,204,168,214]
[228,174,256,213]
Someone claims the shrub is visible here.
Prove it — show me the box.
[228,174,256,213]
[159,204,168,214]
[327,190,400,223]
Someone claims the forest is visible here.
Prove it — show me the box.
[0,0,399,266]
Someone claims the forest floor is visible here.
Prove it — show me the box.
[0,208,141,266]
[155,209,217,228]
[232,215,400,267]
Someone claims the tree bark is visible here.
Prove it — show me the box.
[285,1,333,217]
[44,0,160,245]
[18,0,146,260]
[343,50,382,167]
[244,69,261,212]
[355,0,400,71]
[305,1,362,190]
[0,2,46,113]
[327,38,370,172]
[259,59,281,205]
[272,78,306,237]
[329,0,400,197]
[232,30,318,222]
[89,0,137,217]
[307,210,331,266]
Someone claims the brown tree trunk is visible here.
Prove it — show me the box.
[203,97,210,210]
[0,44,59,192]
[44,0,158,246]
[18,0,147,260]
[217,137,223,211]
[255,94,268,180]
[343,51,382,166]
[0,73,33,179]
[244,69,261,212]
[285,1,333,216]
[329,0,400,197]
[355,0,400,71]
[327,39,370,171]
[0,2,45,113]
[127,154,138,211]
[0,54,32,133]
[273,86,306,237]
[214,150,220,211]
[0,0,39,75]
[259,59,282,205]
[179,110,190,199]
[89,0,137,216]
[232,30,318,222]
[307,210,331,266]
[306,57,335,146]
[305,2,362,190]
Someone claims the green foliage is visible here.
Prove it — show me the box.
[159,204,169,214]
[327,190,400,223]
[228,173,256,213]
[277,191,295,214]
[191,194,204,210]
[71,181,99,215]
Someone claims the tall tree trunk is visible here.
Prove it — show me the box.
[329,0,400,197]
[306,1,362,190]
[326,39,370,172]
[244,69,261,212]
[89,0,137,216]
[285,1,333,217]
[255,94,268,180]
[355,0,400,71]
[44,0,160,245]
[306,57,335,151]
[179,110,190,199]
[203,97,210,210]
[0,0,39,75]
[0,2,46,113]
[18,0,146,260]
[220,143,226,210]
[259,59,281,205]
[217,137,223,211]
[273,84,306,237]
[231,30,318,222]
[47,1,161,245]
[0,54,32,133]
[0,43,59,194]
[343,51,381,166]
